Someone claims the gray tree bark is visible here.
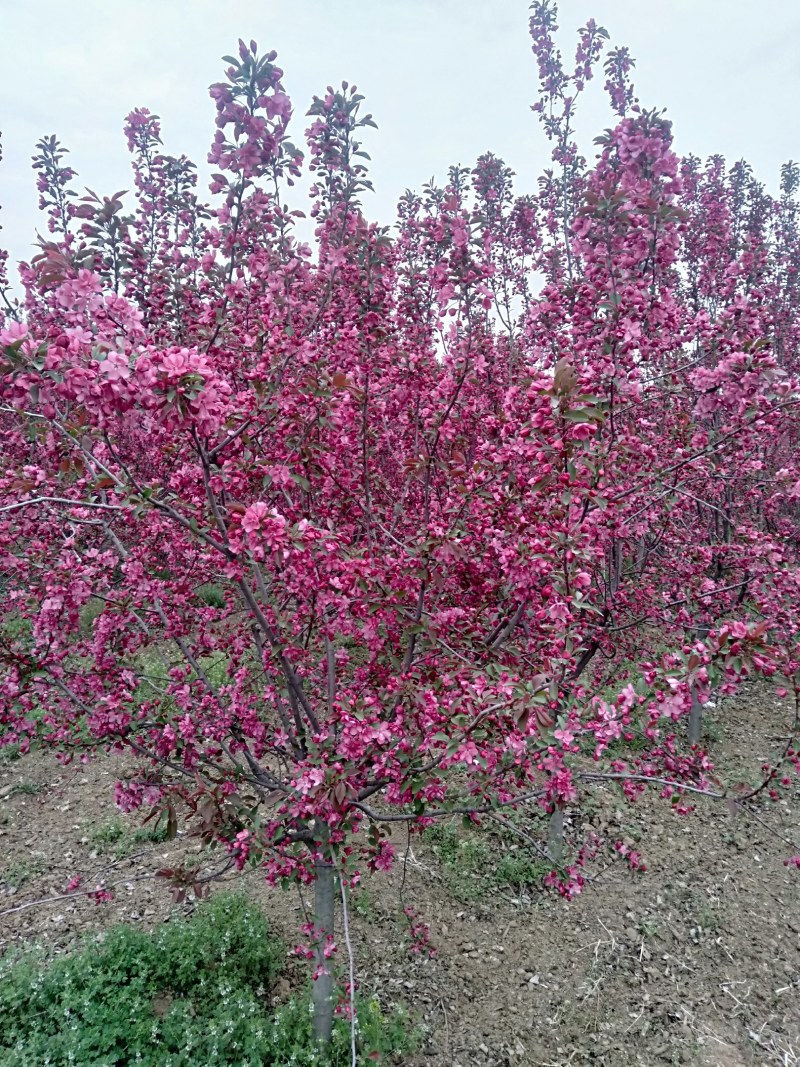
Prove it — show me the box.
[312,823,336,1047]
[688,624,710,746]
[548,805,564,863]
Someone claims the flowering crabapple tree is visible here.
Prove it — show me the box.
[2,3,800,1045]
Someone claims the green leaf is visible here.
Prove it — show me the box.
[562,406,605,423]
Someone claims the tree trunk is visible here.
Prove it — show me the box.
[688,623,710,746]
[548,805,564,864]
[312,824,336,1048]
[688,686,703,746]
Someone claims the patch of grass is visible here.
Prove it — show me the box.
[90,817,169,857]
[197,582,227,609]
[638,917,661,939]
[90,818,126,848]
[2,859,41,889]
[0,778,40,796]
[697,903,724,933]
[79,596,106,636]
[352,886,377,921]
[12,781,41,795]
[723,829,747,852]
[424,820,551,900]
[0,891,418,1066]
[702,717,725,744]
[424,821,491,900]
[603,729,651,759]
[197,653,233,687]
[494,850,551,890]
[131,823,169,846]
[0,612,32,643]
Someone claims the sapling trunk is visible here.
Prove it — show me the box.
[688,686,703,746]
[312,823,336,1047]
[548,805,564,864]
[688,623,710,746]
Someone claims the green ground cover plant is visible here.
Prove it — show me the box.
[0,892,417,1066]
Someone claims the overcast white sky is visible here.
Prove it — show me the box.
[1,0,798,275]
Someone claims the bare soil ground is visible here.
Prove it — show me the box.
[1,683,798,1067]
